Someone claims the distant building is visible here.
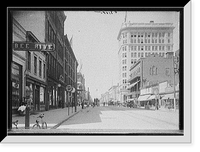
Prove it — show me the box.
[77,72,86,106]
[117,21,175,103]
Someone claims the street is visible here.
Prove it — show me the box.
[8,105,181,134]
[57,106,180,134]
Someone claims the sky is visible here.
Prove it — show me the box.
[64,11,179,99]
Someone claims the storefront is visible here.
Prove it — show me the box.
[11,62,22,114]
[26,76,46,112]
[47,81,57,110]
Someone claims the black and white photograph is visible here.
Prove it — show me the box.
[4,3,192,144]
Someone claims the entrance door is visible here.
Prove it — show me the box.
[35,86,40,111]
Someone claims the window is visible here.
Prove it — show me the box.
[27,51,31,71]
[131,39,133,43]
[34,56,37,75]
[43,63,46,79]
[141,52,144,57]
[134,46,137,51]
[152,46,154,51]
[162,46,165,51]
[131,52,133,57]
[138,53,140,57]
[39,60,42,77]
[134,52,137,57]
[131,46,133,51]
[165,68,170,76]
[131,59,134,64]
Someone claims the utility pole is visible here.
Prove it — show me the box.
[172,55,176,111]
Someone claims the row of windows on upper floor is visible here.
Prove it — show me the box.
[27,51,46,79]
[122,52,166,66]
[122,32,171,39]
[122,45,172,53]
[122,37,171,44]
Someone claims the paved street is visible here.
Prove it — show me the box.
[8,106,181,134]
[57,106,180,133]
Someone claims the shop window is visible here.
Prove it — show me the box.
[11,62,22,109]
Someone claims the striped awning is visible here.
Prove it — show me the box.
[138,94,150,101]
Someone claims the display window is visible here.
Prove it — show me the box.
[11,62,22,110]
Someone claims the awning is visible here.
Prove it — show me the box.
[148,95,156,100]
[128,98,135,101]
[127,80,140,90]
[162,93,174,100]
[138,94,150,101]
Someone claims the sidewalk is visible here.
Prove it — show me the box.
[11,106,83,129]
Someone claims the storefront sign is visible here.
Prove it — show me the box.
[13,41,55,52]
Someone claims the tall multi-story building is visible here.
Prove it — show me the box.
[12,11,72,111]
[64,34,78,109]
[117,21,175,103]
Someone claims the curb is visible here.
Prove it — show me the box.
[51,108,83,129]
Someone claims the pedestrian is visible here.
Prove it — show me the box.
[62,100,64,108]
[82,100,84,109]
[156,99,159,110]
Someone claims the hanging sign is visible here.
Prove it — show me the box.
[13,41,55,52]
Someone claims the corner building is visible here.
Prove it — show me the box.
[117,21,175,103]
[12,11,67,111]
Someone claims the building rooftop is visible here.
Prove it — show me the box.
[117,21,175,40]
